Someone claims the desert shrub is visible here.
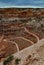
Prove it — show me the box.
[3,55,14,65]
[15,58,21,65]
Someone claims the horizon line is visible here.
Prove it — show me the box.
[0,6,44,8]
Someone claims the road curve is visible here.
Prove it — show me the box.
[3,39,19,52]
[24,27,39,42]
[14,37,34,44]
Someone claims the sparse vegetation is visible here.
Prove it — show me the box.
[3,55,14,65]
[15,58,21,65]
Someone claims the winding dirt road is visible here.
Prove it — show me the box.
[3,39,19,52]
[24,27,39,42]
[3,27,39,53]
[14,37,34,44]
[3,36,34,52]
[0,27,39,54]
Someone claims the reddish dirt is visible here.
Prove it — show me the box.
[0,41,17,59]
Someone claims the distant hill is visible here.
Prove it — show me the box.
[0,8,44,18]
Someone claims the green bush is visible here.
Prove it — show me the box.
[3,55,14,65]
[15,58,21,65]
